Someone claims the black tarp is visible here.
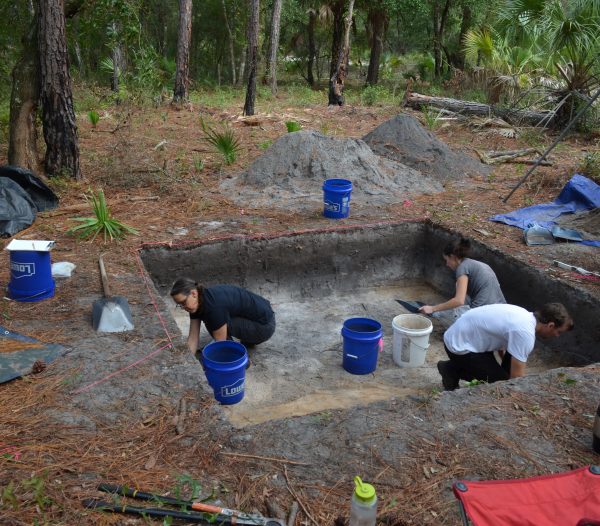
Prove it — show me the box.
[0,165,59,236]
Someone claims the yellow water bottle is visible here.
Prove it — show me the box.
[349,476,377,526]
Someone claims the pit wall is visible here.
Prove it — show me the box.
[141,223,427,302]
[140,222,600,363]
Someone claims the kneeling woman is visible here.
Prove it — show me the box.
[170,278,276,353]
[419,237,505,318]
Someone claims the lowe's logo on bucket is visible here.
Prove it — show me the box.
[324,199,340,213]
[221,378,245,398]
[10,261,35,278]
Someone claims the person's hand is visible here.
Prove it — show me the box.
[419,305,434,315]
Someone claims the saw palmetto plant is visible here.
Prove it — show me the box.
[200,117,241,165]
[68,189,138,242]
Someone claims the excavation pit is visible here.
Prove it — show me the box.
[141,222,599,428]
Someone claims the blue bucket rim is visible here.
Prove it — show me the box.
[342,317,383,334]
[202,341,248,369]
[323,178,352,190]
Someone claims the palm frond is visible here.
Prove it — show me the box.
[463,28,495,66]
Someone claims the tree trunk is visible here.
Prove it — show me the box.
[455,3,471,70]
[173,0,193,103]
[38,0,81,179]
[432,0,451,79]
[328,0,355,106]
[222,0,237,85]
[405,92,555,126]
[243,0,260,115]
[73,17,84,75]
[328,0,345,79]
[267,0,283,95]
[306,8,316,88]
[110,21,124,93]
[238,46,247,86]
[8,10,40,171]
[366,7,387,86]
[9,0,84,172]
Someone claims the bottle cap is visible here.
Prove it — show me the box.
[353,476,376,502]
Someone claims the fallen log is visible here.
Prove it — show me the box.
[406,92,554,127]
[477,148,546,165]
[505,159,553,166]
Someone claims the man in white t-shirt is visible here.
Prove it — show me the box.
[438,303,573,391]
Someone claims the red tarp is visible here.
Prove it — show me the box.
[454,465,600,526]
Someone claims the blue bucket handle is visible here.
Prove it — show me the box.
[342,337,384,360]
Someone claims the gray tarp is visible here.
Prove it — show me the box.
[0,166,59,236]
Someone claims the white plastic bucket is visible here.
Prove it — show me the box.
[392,314,433,368]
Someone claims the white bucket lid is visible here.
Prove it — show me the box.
[5,240,55,252]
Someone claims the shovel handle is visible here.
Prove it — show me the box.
[98,254,111,297]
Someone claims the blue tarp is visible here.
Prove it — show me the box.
[490,174,600,247]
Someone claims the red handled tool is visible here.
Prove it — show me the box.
[91,483,286,525]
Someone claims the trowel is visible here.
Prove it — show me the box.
[92,254,134,333]
[395,299,425,313]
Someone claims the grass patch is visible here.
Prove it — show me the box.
[191,86,243,109]
[282,83,325,106]
[360,84,397,106]
[285,120,302,132]
[421,106,443,130]
[88,110,100,128]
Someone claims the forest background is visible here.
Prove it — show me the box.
[1,0,599,182]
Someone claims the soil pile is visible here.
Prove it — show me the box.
[363,113,491,183]
[220,130,443,212]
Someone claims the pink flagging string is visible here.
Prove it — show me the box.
[378,338,384,353]
[0,443,21,461]
[70,343,172,395]
[136,218,427,251]
[133,249,175,348]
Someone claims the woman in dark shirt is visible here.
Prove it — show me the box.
[170,278,276,353]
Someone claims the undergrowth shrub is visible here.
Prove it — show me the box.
[579,152,600,183]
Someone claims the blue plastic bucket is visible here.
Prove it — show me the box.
[323,178,353,219]
[7,250,55,302]
[341,318,383,375]
[201,341,248,405]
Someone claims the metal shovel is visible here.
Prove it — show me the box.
[92,254,134,333]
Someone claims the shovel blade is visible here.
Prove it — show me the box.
[92,296,134,333]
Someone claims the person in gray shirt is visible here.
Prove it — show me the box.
[419,237,505,318]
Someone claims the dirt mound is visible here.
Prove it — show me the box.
[220,130,443,211]
[363,113,491,183]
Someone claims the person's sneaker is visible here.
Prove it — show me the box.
[437,360,459,391]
